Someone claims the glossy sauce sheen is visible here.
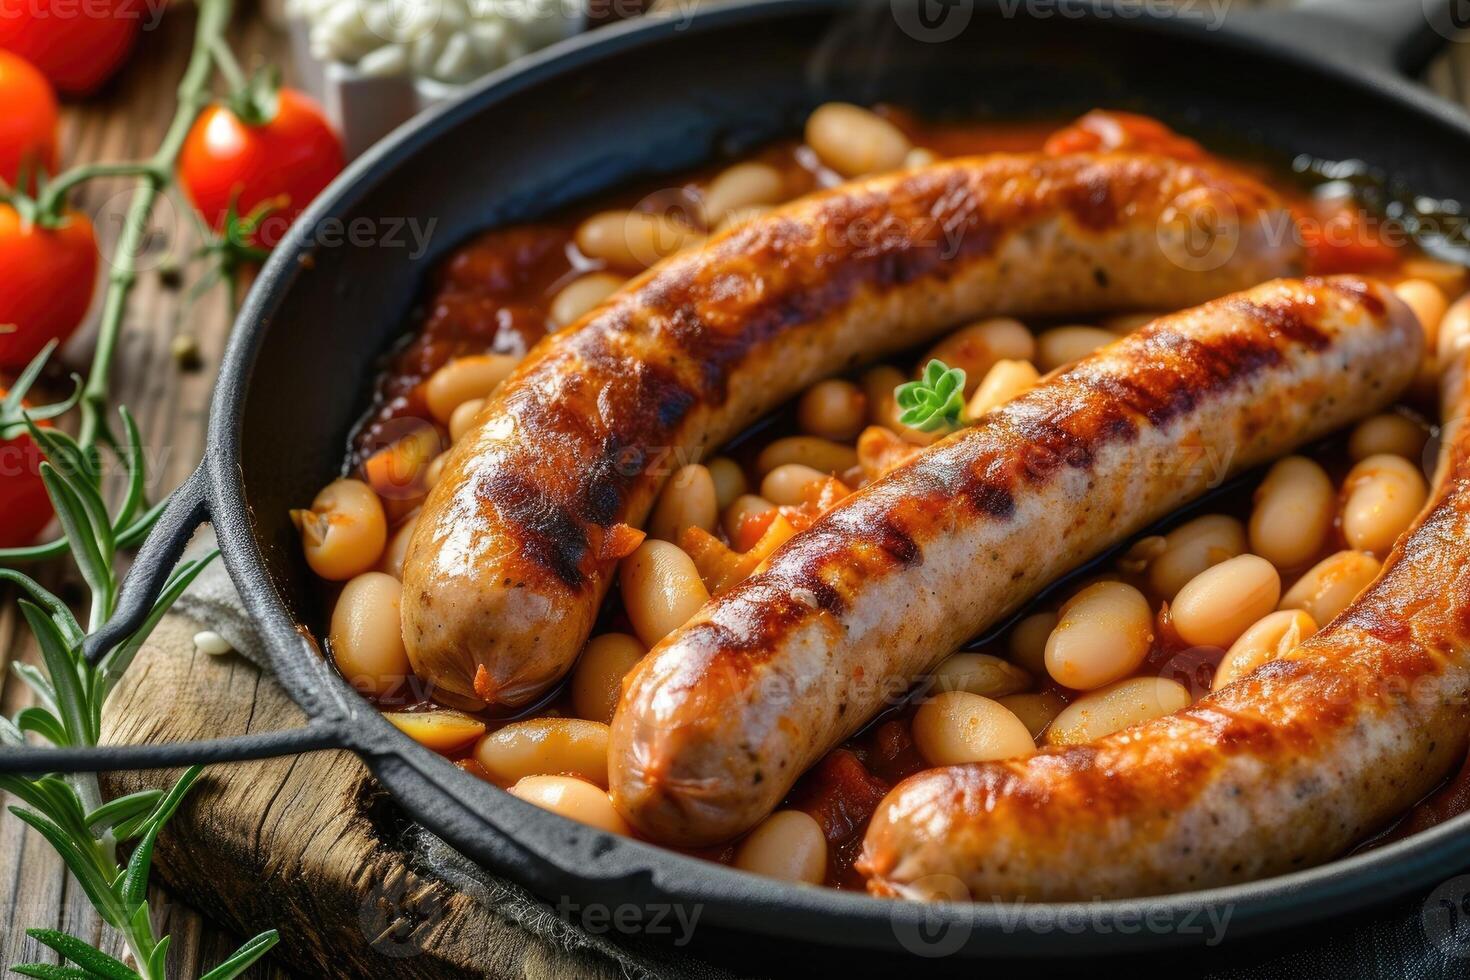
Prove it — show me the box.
[857,329,1470,901]
[608,277,1421,846]
[401,152,1302,707]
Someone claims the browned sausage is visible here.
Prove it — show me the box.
[401,152,1302,707]
[609,277,1421,846]
[856,303,1468,903]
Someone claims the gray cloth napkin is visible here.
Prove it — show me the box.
[174,531,1469,979]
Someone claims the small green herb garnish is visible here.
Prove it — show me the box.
[895,359,967,432]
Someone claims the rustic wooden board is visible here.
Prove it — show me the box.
[5,1,1470,977]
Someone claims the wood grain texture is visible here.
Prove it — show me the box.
[4,0,1470,977]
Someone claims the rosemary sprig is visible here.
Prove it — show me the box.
[1,0,283,973]
[895,358,968,432]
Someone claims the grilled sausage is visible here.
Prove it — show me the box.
[856,301,1468,903]
[609,277,1421,846]
[401,153,1302,707]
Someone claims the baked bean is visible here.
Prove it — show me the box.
[966,359,1040,417]
[508,775,629,835]
[861,364,941,446]
[922,318,1035,397]
[1341,453,1428,556]
[549,272,624,329]
[1044,582,1153,690]
[905,147,938,168]
[1248,456,1334,571]
[448,397,484,443]
[930,652,1031,699]
[722,494,776,543]
[475,718,612,787]
[760,463,827,506]
[912,691,1036,766]
[1395,278,1448,349]
[330,572,410,696]
[574,210,704,271]
[701,162,785,228]
[648,464,718,543]
[1439,293,1470,367]
[755,435,858,476]
[1146,514,1247,600]
[619,540,710,646]
[1045,677,1192,745]
[1402,258,1467,294]
[797,379,867,441]
[293,478,388,581]
[571,633,645,724]
[804,102,911,177]
[1117,535,1167,575]
[996,691,1066,739]
[733,810,827,884]
[1007,611,1057,676]
[1213,609,1317,690]
[1036,325,1114,371]
[1348,413,1428,463]
[706,456,747,510]
[1279,550,1381,625]
[425,354,518,423]
[1170,555,1280,649]
[379,511,419,578]
[382,709,486,752]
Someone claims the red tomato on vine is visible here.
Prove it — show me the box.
[0,202,99,369]
[0,0,144,95]
[179,81,343,250]
[0,51,58,189]
[0,397,52,548]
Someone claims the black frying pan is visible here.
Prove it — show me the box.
[10,0,1470,965]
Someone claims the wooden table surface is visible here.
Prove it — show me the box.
[4,1,1470,977]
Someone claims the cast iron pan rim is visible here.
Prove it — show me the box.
[211,0,1470,955]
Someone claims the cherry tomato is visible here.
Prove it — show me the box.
[1044,110,1208,162]
[1300,199,1402,275]
[0,51,57,189]
[0,202,99,369]
[179,89,344,250]
[0,0,143,95]
[0,397,52,548]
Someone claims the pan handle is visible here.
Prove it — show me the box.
[1269,0,1462,77]
[0,463,357,776]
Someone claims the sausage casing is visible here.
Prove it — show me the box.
[401,153,1301,706]
[609,277,1421,846]
[857,300,1469,903]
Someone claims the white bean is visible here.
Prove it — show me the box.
[571,633,645,724]
[1340,453,1428,556]
[1044,582,1154,691]
[1045,677,1192,745]
[509,776,629,835]
[330,572,410,696]
[1348,413,1428,463]
[912,691,1036,765]
[647,464,718,544]
[1213,609,1317,690]
[619,540,710,646]
[966,359,1040,417]
[701,162,785,228]
[797,379,867,441]
[760,463,828,507]
[1147,514,1246,600]
[1036,325,1113,372]
[922,318,1035,397]
[575,210,704,271]
[1248,456,1334,571]
[549,272,624,329]
[1170,555,1280,649]
[475,718,611,787]
[804,102,911,177]
[424,354,517,423]
[733,810,827,884]
[930,652,1031,699]
[1279,550,1382,625]
[706,457,748,510]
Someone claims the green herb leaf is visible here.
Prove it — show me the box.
[120,825,158,909]
[8,809,123,928]
[894,359,968,432]
[145,935,171,979]
[24,929,137,980]
[198,931,279,980]
[19,602,94,747]
[15,706,69,747]
[85,790,165,837]
[0,568,84,646]
[11,962,111,980]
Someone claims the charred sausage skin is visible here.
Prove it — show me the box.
[401,153,1302,706]
[609,277,1421,846]
[857,303,1470,903]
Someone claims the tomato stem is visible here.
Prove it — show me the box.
[77,0,235,450]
